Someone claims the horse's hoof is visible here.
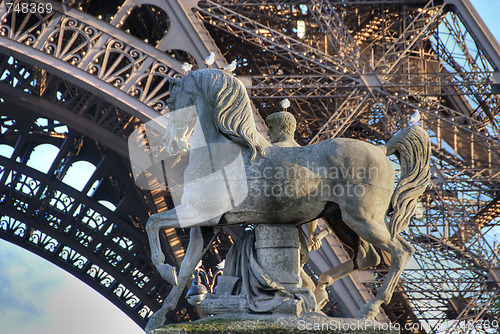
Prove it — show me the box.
[145,312,164,333]
[313,288,328,311]
[159,264,178,285]
[357,301,379,319]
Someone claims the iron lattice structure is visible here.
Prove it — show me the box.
[0,0,498,332]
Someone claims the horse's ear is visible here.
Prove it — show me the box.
[168,76,181,85]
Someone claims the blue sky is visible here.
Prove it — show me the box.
[0,239,143,334]
[0,2,498,334]
[472,0,500,42]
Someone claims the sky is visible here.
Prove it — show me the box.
[0,2,498,334]
[471,0,500,43]
[0,239,143,334]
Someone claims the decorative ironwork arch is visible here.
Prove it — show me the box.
[0,56,199,327]
[0,0,229,326]
[0,109,174,327]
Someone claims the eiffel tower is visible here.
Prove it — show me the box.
[0,0,498,332]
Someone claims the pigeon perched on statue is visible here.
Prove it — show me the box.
[181,62,192,74]
[223,60,237,73]
[204,52,215,67]
[410,110,421,125]
[280,98,290,111]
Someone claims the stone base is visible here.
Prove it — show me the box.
[201,293,306,316]
[151,313,400,333]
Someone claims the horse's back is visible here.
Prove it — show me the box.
[262,138,395,189]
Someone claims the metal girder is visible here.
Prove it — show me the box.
[248,72,496,98]
[309,0,372,73]
[375,0,446,74]
[196,0,500,331]
[197,0,357,75]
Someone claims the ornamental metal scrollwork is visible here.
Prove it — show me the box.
[87,38,146,88]
[49,190,75,213]
[43,16,100,66]
[30,230,59,253]
[0,0,185,115]
[103,248,122,267]
[0,216,26,237]
[59,246,88,269]
[87,263,115,287]
[81,206,106,230]
[44,212,62,229]
[75,228,93,247]
[129,61,176,111]
[0,116,174,326]
[15,174,40,197]
[0,0,50,46]
[13,198,29,213]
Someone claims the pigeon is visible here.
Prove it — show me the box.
[410,110,421,124]
[204,52,215,67]
[223,60,237,72]
[280,98,290,110]
[181,62,192,74]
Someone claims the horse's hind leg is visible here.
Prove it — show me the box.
[339,209,414,319]
[145,226,220,332]
[357,234,414,319]
[314,238,380,310]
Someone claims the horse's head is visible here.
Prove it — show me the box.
[166,69,270,160]
[162,76,199,155]
[166,76,196,111]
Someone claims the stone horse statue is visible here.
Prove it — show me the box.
[144,69,430,331]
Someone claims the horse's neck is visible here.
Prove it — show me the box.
[186,113,240,171]
[255,131,272,149]
[193,95,271,158]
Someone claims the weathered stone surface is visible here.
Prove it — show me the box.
[200,225,315,317]
[151,313,400,334]
[254,224,301,288]
[144,69,431,332]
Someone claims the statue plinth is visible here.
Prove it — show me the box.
[200,224,312,316]
[152,313,400,333]
[254,224,301,289]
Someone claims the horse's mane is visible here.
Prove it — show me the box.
[188,69,265,160]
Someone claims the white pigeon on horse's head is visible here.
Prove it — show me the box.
[181,62,192,75]
[204,52,215,67]
[223,60,237,73]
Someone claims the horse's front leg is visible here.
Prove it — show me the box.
[145,226,221,333]
[146,209,181,285]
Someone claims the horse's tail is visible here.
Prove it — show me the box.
[383,126,431,239]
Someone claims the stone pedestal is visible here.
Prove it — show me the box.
[152,313,400,333]
[200,224,313,316]
[254,224,300,289]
